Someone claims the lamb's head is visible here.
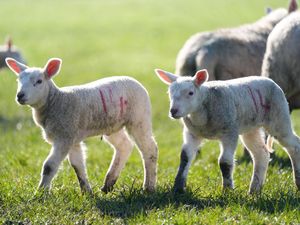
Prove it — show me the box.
[5,58,62,108]
[155,69,209,119]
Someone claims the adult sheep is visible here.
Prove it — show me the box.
[6,57,158,194]
[175,0,297,79]
[0,37,26,69]
[262,11,300,112]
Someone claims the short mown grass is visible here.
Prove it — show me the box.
[1,0,300,224]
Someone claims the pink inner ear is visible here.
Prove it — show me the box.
[46,60,60,78]
[195,70,207,86]
[7,60,21,74]
[157,70,172,84]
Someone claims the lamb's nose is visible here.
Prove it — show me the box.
[170,108,178,117]
[17,92,25,101]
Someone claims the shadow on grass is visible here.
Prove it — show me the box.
[94,186,300,219]
[238,151,292,169]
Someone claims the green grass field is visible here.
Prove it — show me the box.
[1,0,300,224]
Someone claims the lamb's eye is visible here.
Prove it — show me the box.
[188,91,194,96]
[36,79,42,84]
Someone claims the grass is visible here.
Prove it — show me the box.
[1,0,300,224]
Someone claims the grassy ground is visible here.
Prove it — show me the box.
[1,0,300,224]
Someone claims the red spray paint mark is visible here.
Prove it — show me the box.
[99,89,107,114]
[120,97,124,117]
[246,85,258,113]
[256,89,270,116]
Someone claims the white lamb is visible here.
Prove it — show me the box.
[155,69,300,194]
[6,57,158,194]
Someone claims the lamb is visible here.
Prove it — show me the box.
[155,68,300,194]
[5,57,158,194]
[0,37,26,69]
[262,11,300,112]
[175,0,297,79]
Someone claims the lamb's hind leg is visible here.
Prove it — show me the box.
[127,122,158,192]
[68,142,92,194]
[275,133,300,190]
[240,129,270,194]
[101,128,134,193]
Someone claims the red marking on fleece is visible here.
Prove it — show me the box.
[256,89,270,116]
[246,85,258,113]
[99,89,108,114]
[124,100,128,105]
[46,60,60,78]
[7,59,21,74]
[120,97,124,117]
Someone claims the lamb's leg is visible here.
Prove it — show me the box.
[38,142,70,191]
[174,129,201,193]
[68,142,92,194]
[128,124,158,192]
[276,134,300,190]
[101,129,134,193]
[240,129,270,194]
[219,134,238,189]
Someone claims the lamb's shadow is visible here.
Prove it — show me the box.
[94,187,300,219]
[238,151,292,169]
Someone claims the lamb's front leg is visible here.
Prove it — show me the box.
[38,142,71,192]
[68,142,92,194]
[174,129,201,193]
[219,134,238,189]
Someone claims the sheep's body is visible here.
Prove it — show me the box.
[0,39,26,69]
[175,9,288,79]
[6,58,158,194]
[156,69,300,194]
[262,11,300,111]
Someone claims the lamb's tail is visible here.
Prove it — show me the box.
[266,135,274,153]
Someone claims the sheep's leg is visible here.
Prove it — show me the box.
[101,129,134,193]
[128,124,158,192]
[240,129,270,194]
[174,129,201,193]
[219,134,238,189]
[276,133,300,190]
[38,142,70,191]
[68,142,92,194]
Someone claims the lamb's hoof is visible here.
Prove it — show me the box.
[144,186,155,193]
[101,185,114,194]
[173,186,185,194]
[82,188,94,196]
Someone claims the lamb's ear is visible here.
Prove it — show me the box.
[193,69,209,87]
[289,0,298,13]
[44,58,62,79]
[5,57,28,76]
[155,69,178,85]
